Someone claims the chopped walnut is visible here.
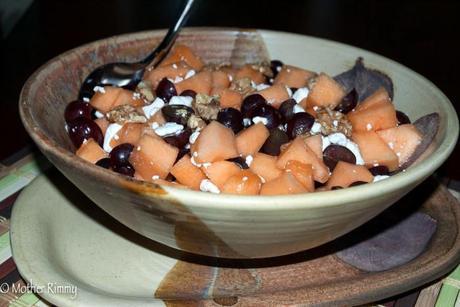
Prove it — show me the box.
[251,61,273,78]
[229,77,256,96]
[315,107,352,137]
[192,93,220,121]
[187,113,207,130]
[135,80,155,102]
[106,104,147,125]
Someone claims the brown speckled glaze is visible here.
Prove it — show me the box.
[19,28,458,259]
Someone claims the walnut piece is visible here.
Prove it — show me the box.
[187,114,207,130]
[192,93,220,121]
[315,107,352,137]
[229,77,256,96]
[135,80,155,102]
[251,61,273,78]
[106,104,147,125]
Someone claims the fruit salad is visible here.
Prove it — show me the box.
[65,44,439,195]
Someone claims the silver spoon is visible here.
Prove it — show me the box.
[78,0,195,101]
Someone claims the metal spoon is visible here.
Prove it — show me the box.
[78,0,195,101]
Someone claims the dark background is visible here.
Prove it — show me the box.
[1,0,459,179]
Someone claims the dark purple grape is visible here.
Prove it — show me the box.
[241,94,267,118]
[217,108,244,134]
[163,129,192,149]
[64,100,93,123]
[369,165,390,176]
[323,145,356,171]
[156,78,177,102]
[251,104,281,130]
[286,112,315,139]
[278,99,297,122]
[161,105,194,125]
[110,143,134,165]
[331,186,343,190]
[290,87,298,94]
[176,147,190,162]
[349,181,367,187]
[396,110,411,125]
[261,128,289,156]
[112,162,135,177]
[270,60,283,78]
[95,158,111,169]
[334,88,358,114]
[67,117,104,148]
[180,89,197,99]
[227,157,249,169]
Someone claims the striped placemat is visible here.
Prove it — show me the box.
[0,154,458,307]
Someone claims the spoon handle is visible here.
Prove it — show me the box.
[140,0,196,66]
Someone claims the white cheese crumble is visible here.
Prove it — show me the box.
[173,76,184,83]
[93,86,106,94]
[189,130,201,144]
[200,179,220,193]
[142,97,164,119]
[285,86,293,97]
[242,176,248,182]
[388,142,395,149]
[151,122,160,129]
[169,95,193,107]
[245,155,253,167]
[252,116,268,125]
[293,104,305,114]
[292,87,309,103]
[256,83,270,91]
[172,63,178,69]
[310,121,322,134]
[366,123,373,131]
[154,122,184,136]
[228,74,233,82]
[152,175,160,180]
[243,118,252,127]
[373,175,390,182]
[94,110,105,119]
[184,69,196,79]
[103,123,123,152]
[322,132,365,165]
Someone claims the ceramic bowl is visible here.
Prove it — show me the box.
[19,28,458,258]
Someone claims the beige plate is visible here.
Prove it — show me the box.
[10,170,460,306]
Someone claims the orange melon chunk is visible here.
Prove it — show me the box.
[90,87,143,113]
[171,154,207,190]
[249,153,282,182]
[112,123,144,147]
[258,84,290,109]
[175,71,212,95]
[143,61,192,88]
[355,87,391,112]
[277,137,330,183]
[376,124,423,167]
[202,161,241,189]
[220,89,243,110]
[285,160,314,192]
[221,170,262,195]
[303,134,323,160]
[273,65,315,88]
[212,71,231,89]
[235,64,265,84]
[159,44,204,71]
[236,122,270,156]
[326,161,374,189]
[306,73,346,109]
[76,138,108,164]
[94,118,109,135]
[129,134,179,180]
[190,121,239,163]
[351,131,399,171]
[260,171,307,195]
[348,99,398,132]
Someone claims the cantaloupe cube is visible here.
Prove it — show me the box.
[277,137,329,183]
[351,131,399,171]
[159,44,204,71]
[376,124,423,167]
[76,138,108,164]
[285,160,314,192]
[221,170,262,195]
[210,86,225,96]
[130,134,179,179]
[273,65,315,88]
[190,121,239,163]
[236,123,270,156]
[148,110,167,125]
[202,161,241,189]
[90,87,144,113]
[258,84,290,109]
[348,99,398,132]
[249,152,282,182]
[220,89,243,110]
[112,123,144,147]
[303,135,323,160]
[260,171,307,195]
[175,71,212,95]
[355,87,391,112]
[212,71,231,89]
[94,118,109,135]
[170,154,207,190]
[326,161,374,189]
[235,64,265,84]
[305,73,346,109]
[114,88,144,108]
[143,61,192,88]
